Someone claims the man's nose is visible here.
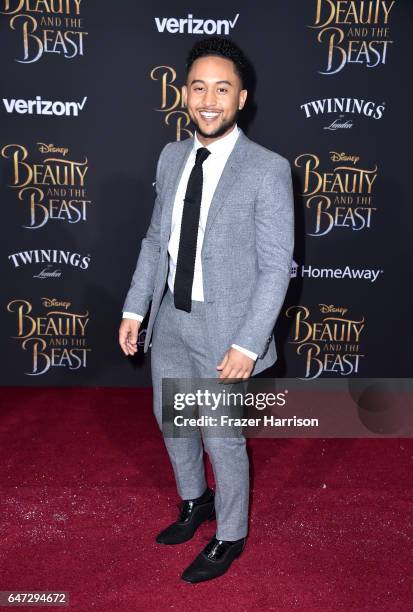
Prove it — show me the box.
[203,88,217,106]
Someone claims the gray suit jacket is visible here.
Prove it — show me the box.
[122,127,294,376]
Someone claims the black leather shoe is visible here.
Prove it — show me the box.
[155,487,215,545]
[181,535,246,583]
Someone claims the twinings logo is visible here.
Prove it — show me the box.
[8,249,91,279]
[7,297,91,376]
[300,97,386,130]
[1,143,91,229]
[286,304,365,379]
[308,0,396,75]
[1,0,88,63]
[294,152,378,236]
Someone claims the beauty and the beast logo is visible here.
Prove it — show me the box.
[151,66,193,141]
[1,0,87,63]
[1,142,90,229]
[286,303,365,379]
[294,151,378,236]
[7,297,90,375]
[308,0,396,74]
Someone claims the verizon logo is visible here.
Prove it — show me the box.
[154,13,239,35]
[3,96,88,116]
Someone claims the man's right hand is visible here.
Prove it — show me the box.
[119,318,141,356]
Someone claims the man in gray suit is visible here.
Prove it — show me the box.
[119,36,294,583]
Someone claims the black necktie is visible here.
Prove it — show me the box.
[174,146,211,312]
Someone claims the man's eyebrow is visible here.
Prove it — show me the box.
[190,79,233,86]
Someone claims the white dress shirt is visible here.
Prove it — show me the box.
[123,123,258,361]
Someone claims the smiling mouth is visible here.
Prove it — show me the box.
[199,111,221,122]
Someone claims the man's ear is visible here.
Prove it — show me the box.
[182,84,187,107]
[239,89,248,110]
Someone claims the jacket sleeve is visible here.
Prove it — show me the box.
[121,142,171,317]
[230,157,294,358]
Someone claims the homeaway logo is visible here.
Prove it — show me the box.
[154,13,239,35]
[3,96,88,117]
[294,263,383,283]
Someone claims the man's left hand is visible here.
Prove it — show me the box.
[216,347,255,382]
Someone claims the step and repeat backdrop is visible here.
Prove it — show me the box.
[1,1,411,386]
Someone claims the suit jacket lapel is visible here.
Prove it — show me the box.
[161,127,250,245]
[161,137,193,242]
[202,127,249,245]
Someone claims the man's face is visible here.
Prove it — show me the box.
[183,55,247,144]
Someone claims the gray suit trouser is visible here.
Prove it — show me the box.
[150,286,249,541]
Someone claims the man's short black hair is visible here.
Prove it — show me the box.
[185,36,248,89]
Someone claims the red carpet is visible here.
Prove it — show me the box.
[0,387,411,611]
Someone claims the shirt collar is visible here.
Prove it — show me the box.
[193,123,240,158]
